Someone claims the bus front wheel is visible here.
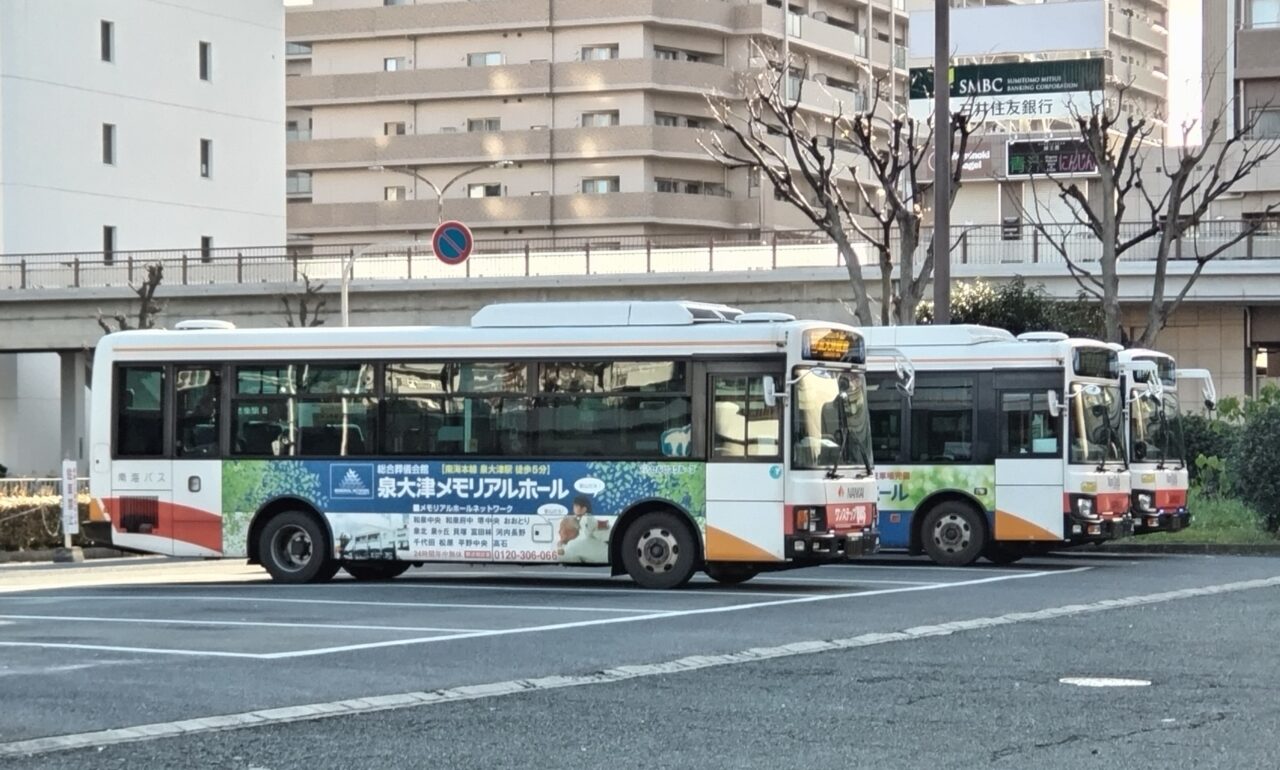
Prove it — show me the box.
[259,511,336,584]
[705,564,758,585]
[621,511,698,589]
[344,562,410,581]
[920,503,986,567]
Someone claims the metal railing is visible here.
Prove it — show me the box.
[2,222,1279,292]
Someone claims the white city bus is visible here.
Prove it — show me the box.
[85,301,883,588]
[861,326,1135,565]
[1119,349,1217,534]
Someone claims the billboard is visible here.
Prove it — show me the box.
[908,1,1106,59]
[1005,139,1098,178]
[909,59,1105,122]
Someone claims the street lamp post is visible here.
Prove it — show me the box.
[369,160,514,226]
[340,160,514,326]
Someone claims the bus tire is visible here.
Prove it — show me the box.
[705,564,758,585]
[343,562,410,581]
[258,511,334,584]
[621,511,698,589]
[982,543,1025,565]
[920,503,986,567]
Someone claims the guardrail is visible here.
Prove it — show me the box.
[2,222,1278,292]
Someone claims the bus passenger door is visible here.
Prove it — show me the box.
[169,366,225,557]
[993,390,1064,542]
[704,371,786,563]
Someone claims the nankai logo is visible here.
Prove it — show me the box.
[331,465,374,498]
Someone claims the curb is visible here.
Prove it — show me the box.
[0,546,129,565]
[1085,542,1280,556]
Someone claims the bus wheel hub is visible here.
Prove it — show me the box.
[638,529,678,572]
[933,514,970,551]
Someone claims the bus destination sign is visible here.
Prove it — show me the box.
[803,328,865,363]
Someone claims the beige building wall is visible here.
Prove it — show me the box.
[285,0,909,244]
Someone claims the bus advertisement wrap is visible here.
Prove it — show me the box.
[221,459,707,564]
[875,465,996,546]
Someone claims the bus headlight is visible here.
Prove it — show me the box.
[1075,497,1094,519]
[793,507,825,532]
[1135,492,1155,514]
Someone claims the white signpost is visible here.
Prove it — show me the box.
[61,459,79,539]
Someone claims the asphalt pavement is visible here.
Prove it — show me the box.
[1,553,1277,769]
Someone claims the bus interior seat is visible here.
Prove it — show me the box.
[239,421,283,455]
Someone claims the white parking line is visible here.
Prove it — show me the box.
[264,569,1085,659]
[0,614,494,634]
[10,567,1269,760]
[750,576,937,586]
[370,581,823,599]
[0,594,662,614]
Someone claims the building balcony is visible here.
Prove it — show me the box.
[287,191,778,234]
[287,0,739,42]
[1111,60,1166,100]
[1238,26,1280,80]
[1110,11,1167,54]
[287,59,739,106]
[286,126,717,169]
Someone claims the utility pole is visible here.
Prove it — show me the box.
[931,0,951,324]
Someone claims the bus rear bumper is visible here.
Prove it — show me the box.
[785,529,880,561]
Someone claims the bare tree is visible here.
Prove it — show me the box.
[1018,84,1280,346]
[281,273,328,328]
[702,44,977,325]
[96,263,165,334]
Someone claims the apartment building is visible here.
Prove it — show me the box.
[0,0,285,473]
[284,0,910,245]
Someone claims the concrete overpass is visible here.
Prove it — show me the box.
[3,229,1280,474]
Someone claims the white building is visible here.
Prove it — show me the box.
[0,0,286,474]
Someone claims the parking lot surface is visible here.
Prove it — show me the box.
[2,553,1278,768]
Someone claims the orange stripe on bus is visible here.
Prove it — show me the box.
[705,525,782,562]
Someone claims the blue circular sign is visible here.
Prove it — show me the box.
[432,220,473,266]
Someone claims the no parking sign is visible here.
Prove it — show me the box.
[432,220,474,266]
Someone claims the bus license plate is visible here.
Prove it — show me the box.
[829,504,869,529]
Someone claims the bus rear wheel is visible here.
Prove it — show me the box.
[621,511,698,589]
[344,562,410,581]
[920,503,986,567]
[259,511,335,584]
[705,564,758,585]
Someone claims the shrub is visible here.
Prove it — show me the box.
[1182,412,1238,492]
[1227,396,1280,533]
[916,277,1104,338]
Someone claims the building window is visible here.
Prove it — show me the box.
[581,111,620,128]
[467,118,501,132]
[384,186,406,201]
[467,52,503,67]
[287,171,312,196]
[654,113,679,127]
[1253,0,1280,27]
[199,41,212,81]
[384,0,408,5]
[102,123,116,165]
[200,138,212,178]
[1251,108,1280,138]
[285,42,312,56]
[100,20,114,63]
[286,120,311,142]
[200,236,214,263]
[581,45,619,61]
[384,57,407,71]
[468,183,501,198]
[581,177,620,194]
[654,47,679,61]
[103,225,116,264]
[384,121,406,136]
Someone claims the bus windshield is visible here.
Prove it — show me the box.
[792,366,874,475]
[1132,393,1187,467]
[1069,382,1124,466]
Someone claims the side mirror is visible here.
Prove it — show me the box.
[1047,390,1062,418]
[763,375,780,408]
[1205,398,1217,412]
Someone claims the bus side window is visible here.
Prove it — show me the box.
[116,366,166,457]
[711,376,780,459]
[866,373,904,463]
[176,368,222,458]
[998,391,1060,456]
